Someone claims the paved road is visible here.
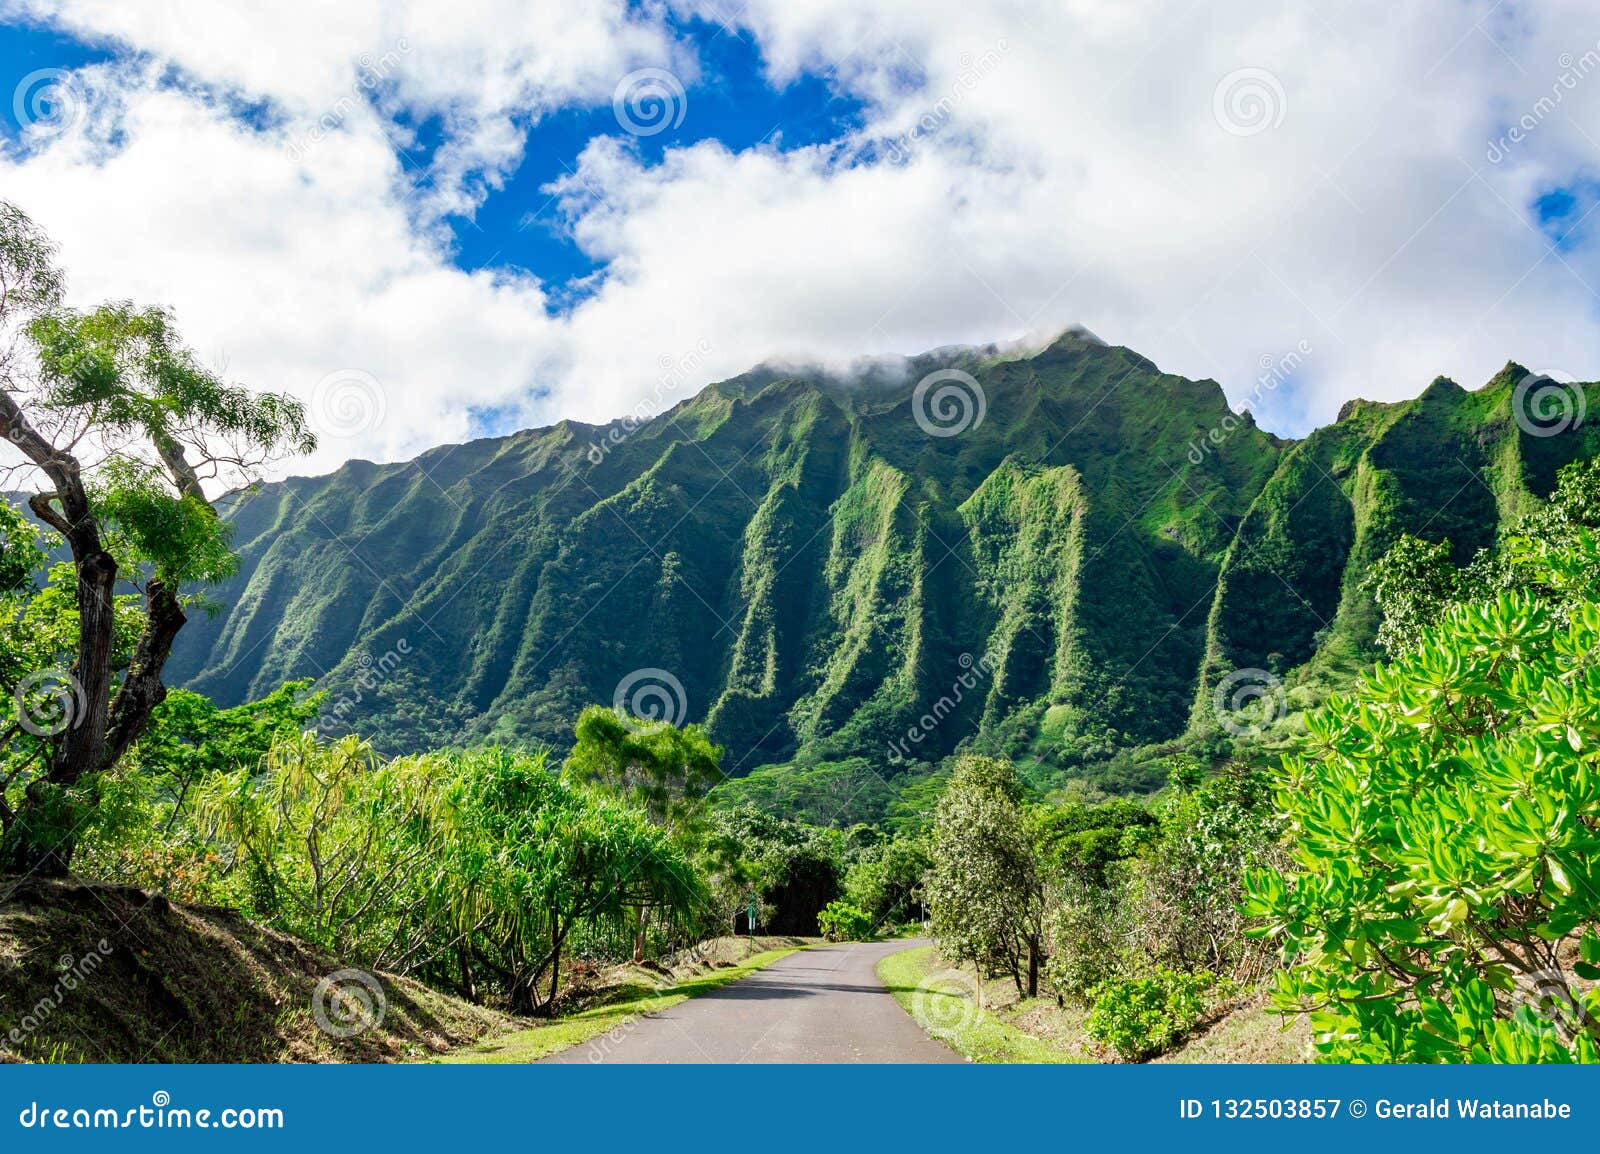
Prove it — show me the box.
[541,939,963,1064]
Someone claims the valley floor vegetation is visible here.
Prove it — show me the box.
[887,460,1600,1063]
[1,198,1598,1064]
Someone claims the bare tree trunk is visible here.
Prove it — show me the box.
[0,419,119,875]
[457,943,476,1003]
[100,579,185,771]
[540,920,566,1017]
[632,906,650,964]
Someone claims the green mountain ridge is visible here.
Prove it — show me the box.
[166,334,1600,794]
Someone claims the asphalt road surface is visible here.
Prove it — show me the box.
[540,939,963,1064]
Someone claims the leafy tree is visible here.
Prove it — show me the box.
[564,705,721,957]
[843,833,931,926]
[762,834,845,935]
[925,755,1048,998]
[1032,796,1156,888]
[1032,796,1154,1002]
[0,501,47,603]
[710,754,900,827]
[703,803,843,935]
[0,202,312,874]
[131,681,322,824]
[1132,768,1281,980]
[1042,875,1137,1005]
[565,705,722,829]
[1368,457,1600,656]
[195,732,448,959]
[191,736,708,1013]
[438,748,704,1013]
[1365,535,1465,656]
[700,827,771,938]
[1246,531,1600,1062]
[0,557,144,823]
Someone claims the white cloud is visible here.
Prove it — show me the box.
[1,68,562,476]
[643,0,1600,429]
[3,0,1600,480]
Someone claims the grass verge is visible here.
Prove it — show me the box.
[1154,990,1311,1063]
[443,944,806,1064]
[876,944,1083,1064]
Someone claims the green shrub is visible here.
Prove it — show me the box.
[1086,969,1222,1061]
[843,833,930,924]
[1244,531,1600,1062]
[1044,876,1138,1004]
[1131,768,1282,983]
[193,735,706,1015]
[816,901,875,942]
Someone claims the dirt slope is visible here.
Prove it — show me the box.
[0,877,514,1063]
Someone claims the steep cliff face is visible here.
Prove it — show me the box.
[1193,364,1600,717]
[167,336,1598,784]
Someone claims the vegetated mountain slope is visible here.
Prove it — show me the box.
[1193,365,1600,715]
[167,334,1599,792]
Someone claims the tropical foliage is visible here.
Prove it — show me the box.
[920,751,1272,1055]
[1086,969,1226,1061]
[124,734,705,1016]
[817,901,874,942]
[1366,457,1600,655]
[925,756,1048,997]
[1246,530,1600,1062]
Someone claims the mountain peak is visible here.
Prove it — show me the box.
[1043,324,1107,350]
[1419,375,1465,401]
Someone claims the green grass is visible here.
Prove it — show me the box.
[1152,992,1310,1064]
[441,946,805,1064]
[876,945,1083,1064]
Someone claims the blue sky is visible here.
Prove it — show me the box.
[0,11,866,302]
[0,15,104,77]
[1,1,1596,477]
[450,20,866,294]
